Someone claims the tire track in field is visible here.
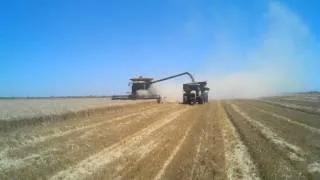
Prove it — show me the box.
[224,102,304,179]
[1,105,174,173]
[250,105,320,134]
[0,105,170,172]
[242,99,320,129]
[1,106,154,150]
[0,104,144,146]
[154,102,225,180]
[0,103,158,149]
[112,112,195,180]
[189,129,204,180]
[153,118,195,180]
[234,100,320,154]
[49,106,190,180]
[219,101,260,180]
[0,106,155,151]
[261,99,320,115]
[67,104,183,178]
[113,105,204,180]
[228,102,320,178]
[229,102,307,162]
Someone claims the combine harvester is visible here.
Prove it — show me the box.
[111,72,209,105]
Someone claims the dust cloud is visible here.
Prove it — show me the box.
[201,1,317,99]
[136,85,182,102]
[149,1,318,101]
[136,90,151,97]
[149,83,183,102]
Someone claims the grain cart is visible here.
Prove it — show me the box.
[182,81,209,105]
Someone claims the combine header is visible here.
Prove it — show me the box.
[111,72,209,105]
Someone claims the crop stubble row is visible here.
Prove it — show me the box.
[222,100,320,179]
[1,99,320,180]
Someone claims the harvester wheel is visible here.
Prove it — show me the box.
[198,97,204,104]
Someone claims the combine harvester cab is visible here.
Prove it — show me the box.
[111,76,160,101]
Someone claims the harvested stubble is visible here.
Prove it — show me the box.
[0,99,154,132]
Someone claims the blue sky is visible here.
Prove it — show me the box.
[0,0,319,97]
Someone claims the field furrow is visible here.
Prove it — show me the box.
[152,102,226,180]
[49,106,190,180]
[1,97,320,180]
[261,99,320,115]
[223,101,309,179]
[241,99,320,129]
[218,101,260,180]
[0,103,182,179]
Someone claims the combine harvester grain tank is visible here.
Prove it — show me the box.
[111,72,210,105]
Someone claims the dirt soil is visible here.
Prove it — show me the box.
[1,100,319,180]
